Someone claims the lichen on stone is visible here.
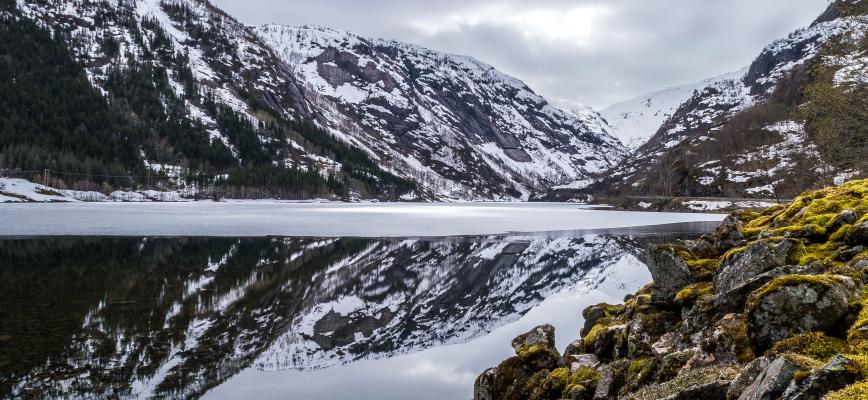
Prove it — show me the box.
[745,274,849,313]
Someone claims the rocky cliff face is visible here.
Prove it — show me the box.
[600,70,745,152]
[476,179,868,400]
[579,1,867,201]
[256,25,627,200]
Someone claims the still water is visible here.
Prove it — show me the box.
[0,226,713,399]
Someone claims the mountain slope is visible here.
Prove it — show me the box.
[584,0,868,201]
[600,69,746,151]
[10,0,415,199]
[8,0,628,201]
[257,25,628,200]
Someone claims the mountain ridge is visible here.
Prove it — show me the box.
[4,0,628,201]
[256,23,628,200]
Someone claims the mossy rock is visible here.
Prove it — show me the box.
[622,365,740,400]
[767,332,848,362]
[646,245,695,303]
[583,322,628,360]
[516,343,561,371]
[525,368,569,400]
[847,288,868,345]
[740,180,868,258]
[569,366,599,388]
[675,282,714,305]
[823,381,868,400]
[708,313,755,364]
[627,311,677,358]
[746,274,854,352]
[623,357,657,390]
[581,303,625,337]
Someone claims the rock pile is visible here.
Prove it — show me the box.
[476,179,868,399]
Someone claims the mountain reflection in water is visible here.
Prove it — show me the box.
[0,233,694,399]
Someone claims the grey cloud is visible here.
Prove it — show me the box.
[212,0,828,108]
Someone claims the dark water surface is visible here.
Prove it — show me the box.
[0,230,709,399]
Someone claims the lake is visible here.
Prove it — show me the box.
[0,203,723,399]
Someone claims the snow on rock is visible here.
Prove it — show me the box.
[0,178,72,202]
[684,199,779,212]
[600,69,746,150]
[596,6,867,198]
[257,25,628,200]
[0,178,189,203]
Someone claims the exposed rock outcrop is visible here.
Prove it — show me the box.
[476,179,868,400]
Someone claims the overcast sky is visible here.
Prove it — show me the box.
[213,0,829,109]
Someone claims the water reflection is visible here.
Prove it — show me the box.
[0,234,687,399]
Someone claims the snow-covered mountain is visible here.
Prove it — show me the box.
[11,0,627,201]
[600,69,746,150]
[582,1,868,200]
[256,25,628,200]
[17,0,310,167]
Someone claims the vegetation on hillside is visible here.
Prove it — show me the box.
[0,1,414,199]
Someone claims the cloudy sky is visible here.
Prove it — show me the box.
[213,0,829,109]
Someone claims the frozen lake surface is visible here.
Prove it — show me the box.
[0,202,724,237]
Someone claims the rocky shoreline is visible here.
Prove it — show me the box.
[475,179,868,399]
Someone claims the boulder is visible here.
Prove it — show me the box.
[780,355,861,400]
[567,354,602,372]
[846,222,868,246]
[581,304,624,337]
[516,342,562,371]
[714,215,745,251]
[474,367,497,400]
[656,349,698,383]
[701,313,751,365]
[593,362,627,400]
[727,357,770,400]
[562,339,583,358]
[714,239,794,310]
[590,324,629,360]
[747,276,852,351]
[647,246,694,303]
[715,264,823,312]
[474,325,563,400]
[627,311,677,358]
[651,332,679,357]
[833,209,858,227]
[736,356,802,400]
[684,238,717,259]
[512,324,555,352]
[833,245,865,262]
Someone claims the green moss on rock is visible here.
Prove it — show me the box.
[848,289,868,344]
[768,332,848,362]
[745,274,849,313]
[675,282,714,304]
[823,380,868,400]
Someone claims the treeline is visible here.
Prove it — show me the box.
[0,4,143,183]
